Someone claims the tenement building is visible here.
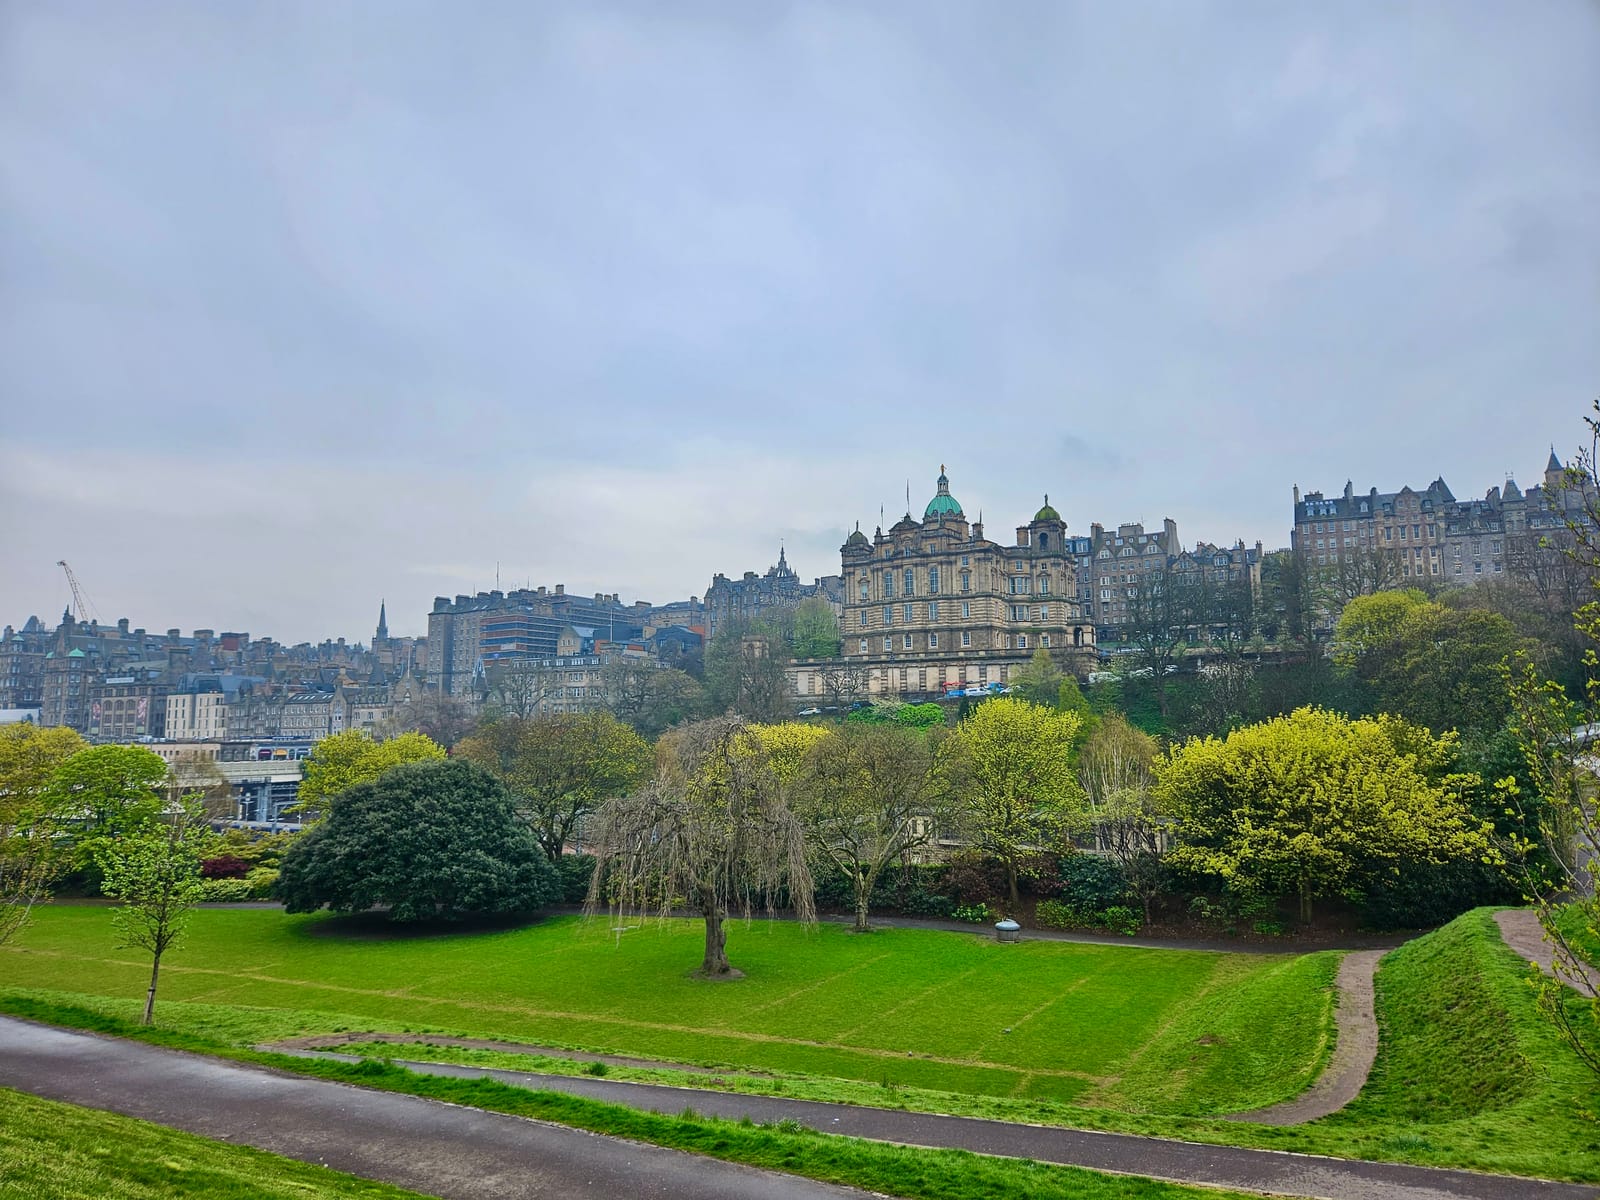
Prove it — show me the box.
[1293,452,1589,586]
[791,469,1095,701]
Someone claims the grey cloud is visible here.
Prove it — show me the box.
[2,1,1597,638]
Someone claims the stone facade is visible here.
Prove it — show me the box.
[1294,453,1590,587]
[705,548,843,641]
[1084,520,1182,640]
[809,470,1094,700]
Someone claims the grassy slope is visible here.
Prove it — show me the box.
[0,1087,429,1200]
[1312,908,1600,1179]
[0,905,1333,1114]
[1555,901,1600,968]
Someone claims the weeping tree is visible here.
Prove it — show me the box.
[585,716,813,978]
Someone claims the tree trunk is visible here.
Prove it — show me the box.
[853,871,871,933]
[1299,883,1313,926]
[700,894,732,976]
[142,951,161,1026]
[1007,861,1020,912]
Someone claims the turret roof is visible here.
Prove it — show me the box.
[923,466,963,519]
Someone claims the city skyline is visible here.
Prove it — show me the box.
[3,2,1597,642]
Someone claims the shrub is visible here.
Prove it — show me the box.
[244,867,279,900]
[1035,899,1093,930]
[951,902,991,924]
[200,855,250,880]
[200,878,253,903]
[936,852,1007,907]
[277,759,560,922]
[1100,905,1142,936]
[1054,854,1132,909]
[554,854,595,904]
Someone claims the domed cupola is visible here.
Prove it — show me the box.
[923,466,964,520]
[1034,494,1061,522]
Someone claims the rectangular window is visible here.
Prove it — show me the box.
[1039,605,1049,620]
[1412,524,1421,538]
[961,631,971,647]
[929,567,940,594]
[928,601,939,620]
[928,633,939,649]
[859,638,869,653]
[884,574,893,598]
[1017,634,1028,649]
[1041,635,1050,647]
[858,611,868,628]
[902,634,913,650]
[961,600,971,618]
[883,606,892,625]
[902,603,913,623]
[883,637,893,652]
[903,568,915,596]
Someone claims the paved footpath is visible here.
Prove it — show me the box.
[268,1042,1598,1200]
[0,1017,866,1200]
[3,1016,1595,1200]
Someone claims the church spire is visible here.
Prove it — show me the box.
[376,600,388,642]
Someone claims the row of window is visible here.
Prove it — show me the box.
[862,567,1059,601]
[855,630,1061,655]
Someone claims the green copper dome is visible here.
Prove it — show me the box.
[923,466,963,519]
[1034,494,1061,522]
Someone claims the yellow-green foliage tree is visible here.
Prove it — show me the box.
[293,730,446,820]
[43,744,170,869]
[1334,590,1529,736]
[0,724,87,944]
[748,721,831,788]
[794,723,958,932]
[947,697,1086,910]
[457,711,651,861]
[1157,707,1491,924]
[1331,589,1431,668]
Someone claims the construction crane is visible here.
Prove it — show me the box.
[57,560,99,623]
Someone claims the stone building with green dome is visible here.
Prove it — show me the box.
[790,468,1095,702]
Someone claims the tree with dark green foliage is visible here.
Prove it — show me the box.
[277,759,558,922]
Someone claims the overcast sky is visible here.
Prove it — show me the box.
[3,1,1597,643]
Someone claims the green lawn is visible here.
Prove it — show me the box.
[0,1087,428,1200]
[4,905,1597,1183]
[0,905,1336,1115]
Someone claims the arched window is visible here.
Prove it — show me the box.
[1038,532,1049,548]
[903,567,915,596]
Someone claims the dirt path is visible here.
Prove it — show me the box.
[1226,949,1383,1126]
[1495,908,1600,994]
